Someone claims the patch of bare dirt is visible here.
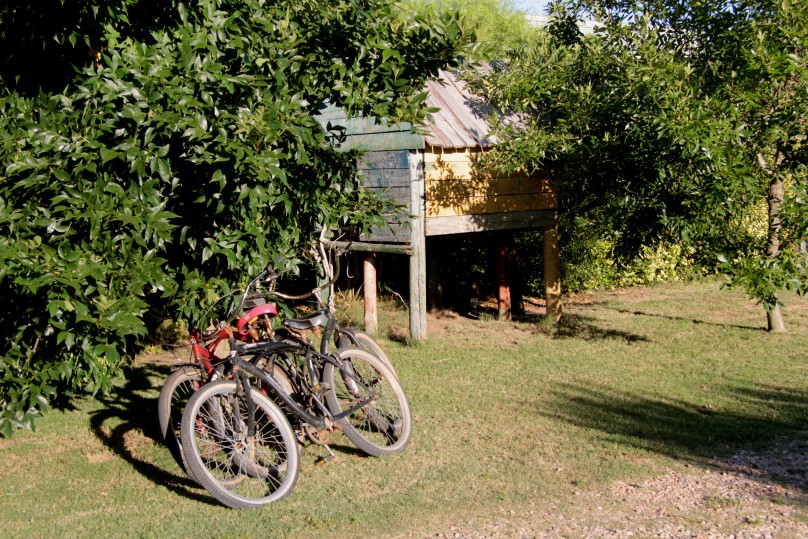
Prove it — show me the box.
[136,345,189,366]
[423,435,808,539]
[424,310,538,348]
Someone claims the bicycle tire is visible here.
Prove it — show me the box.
[339,330,398,379]
[322,347,412,457]
[157,366,203,480]
[180,380,299,509]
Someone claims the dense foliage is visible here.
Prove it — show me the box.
[0,0,465,435]
[465,0,808,329]
[397,0,539,54]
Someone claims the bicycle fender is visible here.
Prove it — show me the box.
[170,362,203,372]
[236,303,279,336]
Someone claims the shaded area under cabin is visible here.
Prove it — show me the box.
[315,70,560,338]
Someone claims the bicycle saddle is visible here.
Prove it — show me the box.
[236,303,279,338]
[284,311,329,330]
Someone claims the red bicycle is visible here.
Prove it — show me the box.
[158,238,401,486]
[157,277,282,481]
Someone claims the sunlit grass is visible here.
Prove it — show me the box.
[1,280,806,537]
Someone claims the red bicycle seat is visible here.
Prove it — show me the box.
[236,303,279,336]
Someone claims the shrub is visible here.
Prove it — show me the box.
[0,0,464,435]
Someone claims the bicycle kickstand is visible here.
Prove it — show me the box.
[316,445,337,466]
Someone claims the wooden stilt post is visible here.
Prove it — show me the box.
[543,220,562,322]
[510,236,525,317]
[363,253,378,336]
[495,234,512,321]
[409,150,427,340]
[427,237,444,314]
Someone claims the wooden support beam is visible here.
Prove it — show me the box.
[409,150,427,340]
[543,221,562,322]
[363,253,378,336]
[495,234,512,321]
[425,210,556,236]
[324,240,412,255]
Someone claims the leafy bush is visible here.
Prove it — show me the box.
[0,0,465,435]
[463,0,808,329]
[514,230,698,297]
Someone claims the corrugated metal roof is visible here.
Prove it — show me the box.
[424,69,500,149]
[313,69,512,151]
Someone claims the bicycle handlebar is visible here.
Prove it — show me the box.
[204,234,345,330]
[265,252,341,302]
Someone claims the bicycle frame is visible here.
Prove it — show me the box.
[185,270,281,376]
[230,338,376,434]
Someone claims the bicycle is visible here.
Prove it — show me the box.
[158,243,397,479]
[157,277,284,480]
[179,264,411,508]
[271,238,398,378]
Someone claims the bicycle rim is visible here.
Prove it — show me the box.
[180,380,299,509]
[323,348,412,456]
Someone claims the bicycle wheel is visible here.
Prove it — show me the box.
[180,380,299,509]
[157,366,203,480]
[339,330,398,379]
[322,347,411,457]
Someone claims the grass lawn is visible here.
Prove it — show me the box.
[1,280,807,537]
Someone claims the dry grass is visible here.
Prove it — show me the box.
[1,280,807,538]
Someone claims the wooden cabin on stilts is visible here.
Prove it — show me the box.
[317,70,561,339]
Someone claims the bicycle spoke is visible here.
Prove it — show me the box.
[181,381,299,508]
[323,349,411,456]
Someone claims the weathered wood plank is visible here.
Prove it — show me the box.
[426,176,557,198]
[361,223,412,243]
[358,150,412,170]
[335,132,424,152]
[425,160,551,181]
[338,118,414,137]
[426,192,558,217]
[313,107,348,121]
[424,210,556,236]
[315,108,414,137]
[364,254,378,335]
[363,186,411,205]
[360,169,412,188]
[409,150,427,340]
[325,240,413,255]
[424,160,488,180]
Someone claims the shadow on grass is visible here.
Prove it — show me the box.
[611,308,766,332]
[88,362,368,501]
[538,382,808,496]
[87,363,219,506]
[527,313,650,343]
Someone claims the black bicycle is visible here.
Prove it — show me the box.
[179,256,411,509]
[158,242,398,485]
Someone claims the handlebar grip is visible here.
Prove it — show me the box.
[261,246,343,302]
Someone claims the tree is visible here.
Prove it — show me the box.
[0,0,466,435]
[397,0,539,52]
[465,0,808,330]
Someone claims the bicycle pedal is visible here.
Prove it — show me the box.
[310,383,331,398]
[316,444,337,466]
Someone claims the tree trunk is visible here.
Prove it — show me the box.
[767,303,786,332]
[765,158,787,332]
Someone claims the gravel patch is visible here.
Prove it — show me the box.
[423,435,808,539]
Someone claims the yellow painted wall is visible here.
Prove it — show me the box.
[424,146,558,218]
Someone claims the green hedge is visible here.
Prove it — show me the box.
[0,0,464,435]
